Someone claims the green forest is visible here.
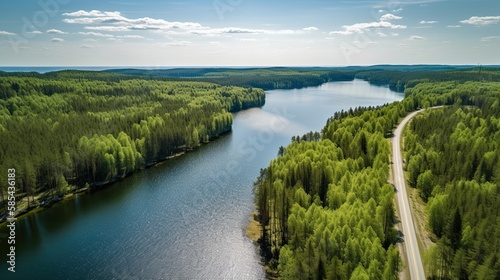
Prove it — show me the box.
[253,79,500,279]
[0,75,265,214]
[254,97,416,279]
[106,67,357,90]
[1,66,500,278]
[403,82,500,279]
[104,66,500,92]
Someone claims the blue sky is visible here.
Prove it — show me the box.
[0,0,499,66]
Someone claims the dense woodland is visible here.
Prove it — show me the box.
[403,82,500,279]
[253,79,500,279]
[0,75,265,213]
[254,91,420,279]
[356,68,500,92]
[107,68,357,90]
[1,66,500,278]
[106,66,500,92]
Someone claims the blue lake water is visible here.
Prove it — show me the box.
[0,80,403,279]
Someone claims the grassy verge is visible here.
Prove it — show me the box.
[245,210,262,243]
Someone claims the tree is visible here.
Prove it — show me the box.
[383,245,402,280]
[447,208,462,251]
[428,194,447,237]
[417,169,433,201]
[350,265,370,280]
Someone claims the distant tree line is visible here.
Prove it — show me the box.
[355,68,500,92]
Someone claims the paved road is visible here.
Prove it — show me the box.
[393,109,428,280]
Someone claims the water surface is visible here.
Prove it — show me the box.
[0,80,403,279]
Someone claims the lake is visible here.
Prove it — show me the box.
[0,79,403,279]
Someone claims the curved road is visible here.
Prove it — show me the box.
[393,109,430,280]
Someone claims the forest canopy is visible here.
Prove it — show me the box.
[1,67,500,278]
[253,79,500,279]
[0,74,265,214]
[402,82,500,279]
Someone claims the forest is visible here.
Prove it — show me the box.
[104,66,500,92]
[1,66,500,278]
[106,67,358,90]
[355,67,500,92]
[403,82,500,279]
[254,98,417,279]
[253,79,500,279]
[0,74,265,216]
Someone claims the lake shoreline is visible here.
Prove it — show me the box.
[0,79,404,279]
[0,130,231,227]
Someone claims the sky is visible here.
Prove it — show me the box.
[0,0,499,66]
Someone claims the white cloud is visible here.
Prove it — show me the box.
[47,29,68,34]
[378,10,385,13]
[27,31,43,35]
[63,10,121,17]
[380,14,402,21]
[239,38,258,42]
[303,27,319,31]
[331,21,406,35]
[447,25,461,28]
[460,16,500,25]
[391,32,400,37]
[118,35,144,39]
[353,40,376,46]
[419,20,438,24]
[409,35,426,40]
[83,38,98,42]
[84,26,130,32]
[377,32,389,37]
[481,36,500,42]
[191,27,297,36]
[191,27,255,35]
[393,8,404,12]
[80,44,100,48]
[159,40,192,46]
[78,31,114,38]
[64,9,305,38]
[63,10,205,32]
[51,38,65,42]
[0,31,16,35]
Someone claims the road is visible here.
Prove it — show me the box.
[393,109,428,280]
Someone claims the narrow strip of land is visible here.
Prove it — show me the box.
[393,109,429,280]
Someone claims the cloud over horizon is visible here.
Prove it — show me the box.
[0,1,499,66]
[460,16,500,25]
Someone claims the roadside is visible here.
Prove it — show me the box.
[400,116,437,275]
[388,153,410,280]
[400,123,436,252]
[391,108,444,280]
[406,185,436,252]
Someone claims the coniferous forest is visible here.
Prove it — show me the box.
[253,78,500,279]
[0,74,265,213]
[1,67,500,279]
[403,82,500,279]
